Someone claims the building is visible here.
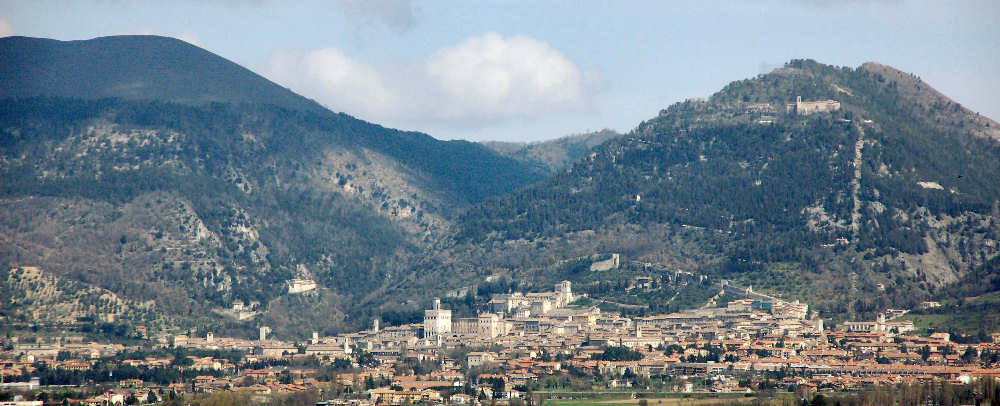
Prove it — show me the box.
[467,351,497,368]
[305,343,351,358]
[530,299,552,316]
[423,298,452,338]
[287,278,317,294]
[772,300,809,319]
[555,281,573,306]
[840,318,915,334]
[478,313,502,338]
[257,344,298,358]
[452,318,478,335]
[171,335,189,348]
[786,96,840,115]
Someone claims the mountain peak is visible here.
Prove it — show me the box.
[0,35,325,112]
[859,61,1000,141]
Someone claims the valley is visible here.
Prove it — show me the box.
[1,30,998,406]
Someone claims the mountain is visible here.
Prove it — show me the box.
[5,38,998,338]
[0,36,544,338]
[482,129,621,175]
[0,35,323,112]
[409,60,1000,327]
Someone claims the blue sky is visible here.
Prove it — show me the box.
[2,0,998,142]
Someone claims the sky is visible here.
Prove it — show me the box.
[2,0,998,142]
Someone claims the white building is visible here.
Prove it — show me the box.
[478,313,502,338]
[786,96,841,115]
[555,281,573,306]
[287,278,317,294]
[423,298,452,338]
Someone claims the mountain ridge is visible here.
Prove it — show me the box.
[0,35,325,113]
[0,36,545,338]
[409,59,1000,326]
[3,36,998,338]
[482,129,621,175]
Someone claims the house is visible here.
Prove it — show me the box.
[257,344,298,358]
[305,343,351,358]
[189,357,222,371]
[467,352,497,368]
[118,378,144,388]
[367,388,437,405]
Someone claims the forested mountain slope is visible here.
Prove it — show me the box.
[483,129,621,175]
[4,37,998,338]
[407,60,1000,324]
[0,36,544,338]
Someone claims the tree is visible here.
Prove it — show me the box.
[919,345,932,362]
[170,356,194,367]
[593,346,643,361]
[962,346,977,363]
[355,349,378,368]
[490,378,506,399]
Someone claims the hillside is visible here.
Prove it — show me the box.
[483,129,621,175]
[0,35,324,112]
[407,60,1000,326]
[5,38,999,338]
[0,36,545,338]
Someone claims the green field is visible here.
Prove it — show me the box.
[900,290,1000,339]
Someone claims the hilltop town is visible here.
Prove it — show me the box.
[3,279,999,405]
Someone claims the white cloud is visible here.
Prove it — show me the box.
[262,32,598,129]
[0,18,14,37]
[425,32,589,120]
[264,47,397,118]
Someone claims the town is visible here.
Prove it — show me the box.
[3,279,1000,405]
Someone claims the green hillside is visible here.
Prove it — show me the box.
[428,60,1000,325]
[483,129,621,175]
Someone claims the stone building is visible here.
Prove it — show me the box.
[786,96,840,115]
[423,298,452,338]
